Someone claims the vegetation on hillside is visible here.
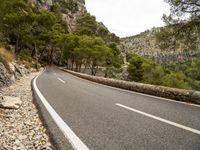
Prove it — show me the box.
[126,0,200,90]
[127,53,200,90]
[0,0,121,77]
[155,0,200,51]
[0,0,199,91]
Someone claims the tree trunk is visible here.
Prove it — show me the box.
[104,67,108,78]
[83,63,87,73]
[91,61,97,76]
[31,42,37,58]
[78,64,82,72]
[94,66,98,76]
[49,46,54,65]
[91,62,95,76]
[15,34,20,54]
[75,63,78,72]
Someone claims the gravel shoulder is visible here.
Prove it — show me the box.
[0,71,54,150]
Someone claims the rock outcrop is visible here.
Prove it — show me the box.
[28,0,87,32]
[0,63,12,87]
[0,62,31,89]
[61,0,87,32]
[121,28,200,63]
[0,96,22,109]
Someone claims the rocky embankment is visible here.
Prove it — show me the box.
[0,62,32,89]
[0,63,54,149]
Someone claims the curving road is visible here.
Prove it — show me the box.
[34,66,200,150]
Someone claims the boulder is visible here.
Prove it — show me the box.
[10,74,15,83]
[0,63,12,87]
[0,96,22,109]
[14,64,26,78]
[8,62,15,74]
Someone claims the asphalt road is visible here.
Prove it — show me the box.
[35,66,200,150]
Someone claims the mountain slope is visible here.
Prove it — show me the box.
[121,27,200,63]
[27,0,86,32]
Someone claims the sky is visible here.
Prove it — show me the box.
[85,0,170,37]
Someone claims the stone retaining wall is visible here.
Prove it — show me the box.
[62,69,200,105]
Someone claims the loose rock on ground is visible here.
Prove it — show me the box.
[0,71,54,150]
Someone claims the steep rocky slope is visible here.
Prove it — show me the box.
[0,61,35,88]
[121,28,200,63]
[27,0,86,32]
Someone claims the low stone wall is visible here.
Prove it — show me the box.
[62,69,200,105]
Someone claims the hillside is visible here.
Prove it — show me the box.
[0,0,121,77]
[27,0,87,32]
[121,27,200,63]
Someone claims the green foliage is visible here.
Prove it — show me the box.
[57,0,78,13]
[164,0,200,17]
[96,26,109,40]
[76,13,98,36]
[58,34,122,76]
[0,53,4,62]
[155,27,175,50]
[76,13,120,43]
[74,36,108,75]
[126,53,200,90]
[1,0,34,52]
[127,54,144,81]
[162,72,192,90]
[163,58,200,81]
[155,0,200,50]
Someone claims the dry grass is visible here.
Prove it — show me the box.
[0,48,14,62]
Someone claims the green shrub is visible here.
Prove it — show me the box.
[0,53,4,62]
[162,72,192,90]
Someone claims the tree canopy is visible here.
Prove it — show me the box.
[155,0,200,51]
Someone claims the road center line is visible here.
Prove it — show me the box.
[33,73,89,150]
[57,77,66,83]
[116,103,200,135]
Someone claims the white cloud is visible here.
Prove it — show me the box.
[85,0,170,37]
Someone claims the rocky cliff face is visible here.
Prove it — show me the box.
[61,0,86,32]
[27,0,87,32]
[121,28,200,63]
[0,62,32,89]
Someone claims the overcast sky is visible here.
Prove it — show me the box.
[85,0,170,37]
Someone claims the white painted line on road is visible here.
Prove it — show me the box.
[116,103,200,135]
[57,77,66,83]
[33,73,89,150]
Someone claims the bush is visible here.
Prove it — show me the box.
[162,72,192,90]
[127,54,144,81]
[0,48,14,62]
[0,53,4,62]
[126,53,200,91]
[17,52,41,70]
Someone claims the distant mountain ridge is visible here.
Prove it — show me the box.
[121,27,200,63]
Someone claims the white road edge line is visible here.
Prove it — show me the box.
[63,70,200,108]
[33,71,89,150]
[116,103,200,135]
[57,77,66,83]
